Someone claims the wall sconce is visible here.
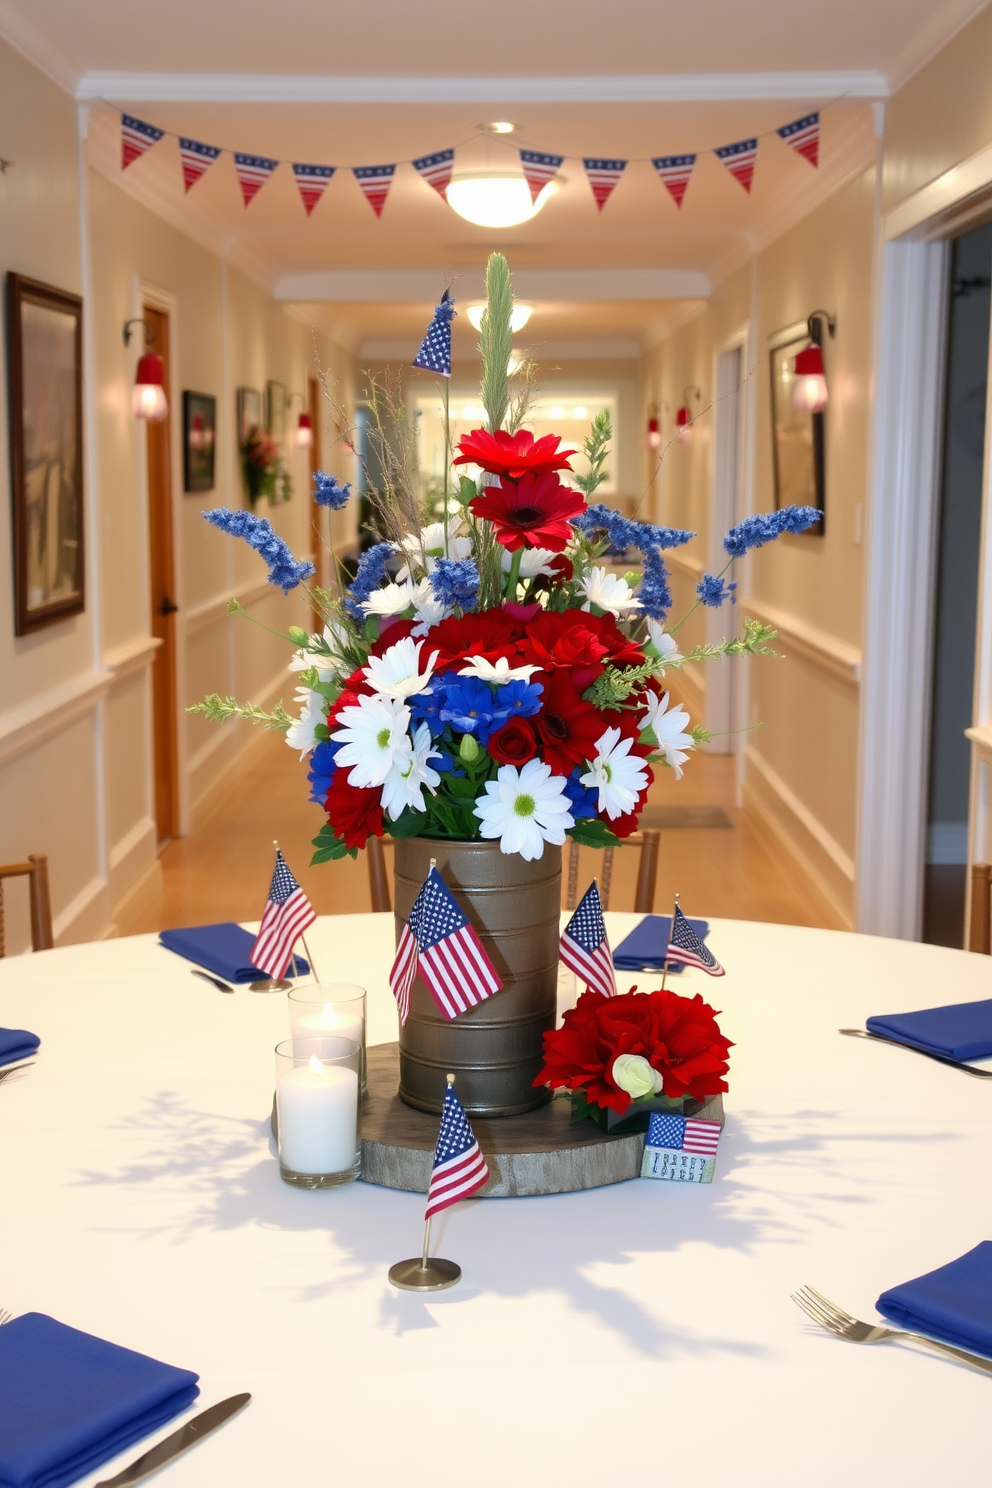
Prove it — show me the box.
[793,310,835,415]
[124,318,168,423]
[296,411,314,448]
[646,404,662,450]
[675,385,701,445]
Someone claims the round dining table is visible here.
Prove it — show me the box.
[1,912,990,1486]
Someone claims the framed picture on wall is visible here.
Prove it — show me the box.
[768,321,825,534]
[265,380,287,444]
[237,385,261,443]
[6,272,85,635]
[182,391,216,493]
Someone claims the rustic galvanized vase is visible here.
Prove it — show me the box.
[393,837,561,1117]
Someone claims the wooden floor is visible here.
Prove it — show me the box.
[116,728,838,936]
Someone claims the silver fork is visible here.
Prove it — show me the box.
[0,1062,34,1084]
[792,1285,992,1375]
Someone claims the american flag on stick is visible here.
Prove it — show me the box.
[559,881,616,998]
[250,849,316,980]
[389,866,502,1024]
[666,904,724,976]
[425,1079,489,1218]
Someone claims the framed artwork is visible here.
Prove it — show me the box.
[768,320,825,534]
[182,391,216,493]
[6,272,85,634]
[237,385,261,443]
[265,379,287,444]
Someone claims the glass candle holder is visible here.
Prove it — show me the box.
[274,1036,361,1189]
[288,984,367,1095]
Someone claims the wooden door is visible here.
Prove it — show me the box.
[307,375,322,572]
[144,305,179,843]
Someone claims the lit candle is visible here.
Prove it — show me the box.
[276,1055,358,1176]
[293,1002,364,1048]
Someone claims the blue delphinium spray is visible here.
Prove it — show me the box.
[572,503,694,623]
[429,558,479,610]
[202,508,315,592]
[696,574,737,607]
[345,542,394,619]
[723,505,821,558]
[312,471,352,509]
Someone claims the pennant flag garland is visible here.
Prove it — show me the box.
[777,112,820,168]
[353,163,395,217]
[121,114,164,170]
[425,1081,490,1218]
[715,137,758,194]
[179,137,221,193]
[292,162,335,216]
[412,148,454,200]
[559,882,616,998]
[583,157,627,212]
[389,865,502,1024]
[652,153,697,209]
[412,288,456,377]
[234,153,279,207]
[520,149,564,204]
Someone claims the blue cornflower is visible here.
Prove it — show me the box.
[723,505,821,558]
[202,508,314,592]
[563,770,599,819]
[496,677,543,718]
[696,574,737,608]
[312,471,352,509]
[638,549,673,620]
[307,739,341,805]
[429,558,479,610]
[345,542,394,619]
[439,676,503,744]
[409,677,447,735]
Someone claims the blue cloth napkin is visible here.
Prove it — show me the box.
[866,997,992,1061]
[877,1241,992,1358]
[612,914,710,973]
[159,922,308,983]
[0,1028,39,1069]
[0,1312,199,1488]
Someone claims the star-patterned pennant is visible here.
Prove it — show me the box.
[292,162,335,216]
[121,114,165,171]
[233,153,279,207]
[777,112,819,168]
[652,153,697,209]
[353,163,396,217]
[412,288,456,377]
[179,137,221,193]
[715,137,758,194]
[520,149,564,204]
[583,157,627,212]
[412,149,454,200]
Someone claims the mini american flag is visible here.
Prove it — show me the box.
[234,153,279,207]
[121,114,164,170]
[646,1111,721,1157]
[715,137,758,194]
[560,882,616,998]
[178,137,221,193]
[583,157,627,211]
[389,866,502,1024]
[250,850,316,980]
[652,153,696,209]
[520,149,563,204]
[293,162,335,216]
[777,112,819,168]
[413,148,454,200]
[353,164,395,217]
[425,1081,489,1218]
[666,904,724,976]
[412,288,456,377]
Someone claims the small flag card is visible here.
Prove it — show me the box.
[641,1111,722,1184]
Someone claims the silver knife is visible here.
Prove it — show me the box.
[94,1393,251,1487]
[839,1028,992,1078]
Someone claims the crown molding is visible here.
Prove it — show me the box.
[0,0,77,91]
[75,69,890,105]
[886,0,991,92]
[278,267,711,303]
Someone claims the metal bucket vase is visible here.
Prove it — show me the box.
[393,838,561,1117]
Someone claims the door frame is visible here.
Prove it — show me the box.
[707,326,750,757]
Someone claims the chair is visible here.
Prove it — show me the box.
[968,862,992,954]
[0,854,54,957]
[566,830,661,914]
[367,836,392,914]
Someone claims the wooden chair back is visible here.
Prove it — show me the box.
[367,836,392,913]
[968,862,992,954]
[0,854,54,956]
[566,830,661,915]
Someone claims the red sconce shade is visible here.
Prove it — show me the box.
[296,411,314,448]
[793,342,828,413]
[675,405,692,444]
[132,352,168,422]
[646,415,661,450]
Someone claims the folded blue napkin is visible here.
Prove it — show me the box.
[159,922,308,983]
[877,1241,992,1357]
[0,1028,40,1069]
[0,1312,199,1488]
[866,997,992,1061]
[612,914,710,974]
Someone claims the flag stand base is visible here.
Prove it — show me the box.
[388,1256,461,1291]
[250,978,293,992]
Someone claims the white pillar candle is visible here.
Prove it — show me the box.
[294,1004,364,1048]
[277,1057,359,1175]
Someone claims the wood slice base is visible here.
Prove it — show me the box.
[360,1043,724,1198]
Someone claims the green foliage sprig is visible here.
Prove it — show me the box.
[187,695,294,732]
[665,618,780,668]
[479,252,513,433]
[572,409,613,499]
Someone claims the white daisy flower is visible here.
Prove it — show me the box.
[642,692,694,779]
[363,636,439,701]
[395,523,472,581]
[580,567,643,617]
[473,758,574,861]
[380,723,442,819]
[408,577,451,635]
[458,655,541,684]
[285,688,326,759]
[500,546,560,580]
[330,694,412,789]
[579,727,649,819]
[362,580,419,618]
[646,619,682,670]
[288,622,350,683]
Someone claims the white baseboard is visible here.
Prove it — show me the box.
[743,747,854,928]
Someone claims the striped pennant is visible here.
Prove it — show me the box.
[292,163,335,217]
[412,148,454,200]
[583,157,627,212]
[234,153,279,207]
[777,112,820,168]
[179,137,221,193]
[715,137,758,194]
[520,149,563,204]
[652,153,696,209]
[121,114,164,171]
[353,163,395,217]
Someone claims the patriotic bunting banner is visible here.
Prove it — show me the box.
[121,114,164,170]
[652,153,696,209]
[179,137,221,193]
[412,148,454,200]
[234,153,279,207]
[583,157,627,211]
[520,149,564,204]
[715,137,758,194]
[777,112,820,168]
[353,164,395,217]
[292,162,335,216]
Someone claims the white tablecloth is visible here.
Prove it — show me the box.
[2,913,991,1486]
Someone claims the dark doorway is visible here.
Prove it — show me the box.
[144,304,180,846]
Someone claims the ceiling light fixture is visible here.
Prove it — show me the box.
[476,121,518,134]
[446,172,561,229]
[466,303,534,333]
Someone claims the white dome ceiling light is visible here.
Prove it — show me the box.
[445,171,561,229]
[466,303,534,333]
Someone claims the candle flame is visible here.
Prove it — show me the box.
[308,1055,323,1074]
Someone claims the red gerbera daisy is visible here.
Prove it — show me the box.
[454,427,576,479]
[533,670,606,774]
[470,471,586,552]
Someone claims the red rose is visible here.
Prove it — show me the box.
[518,611,610,686]
[470,471,586,552]
[454,427,576,479]
[325,772,384,851]
[487,717,539,765]
[533,670,605,775]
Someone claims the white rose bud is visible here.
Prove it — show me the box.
[611,1053,664,1099]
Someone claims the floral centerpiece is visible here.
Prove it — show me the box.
[241,424,292,506]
